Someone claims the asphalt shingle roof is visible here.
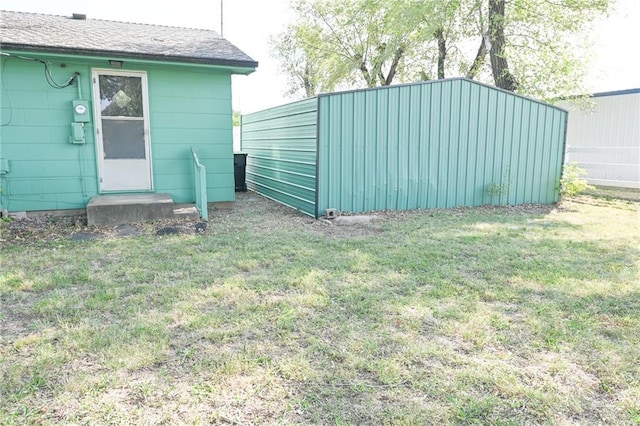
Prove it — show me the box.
[0,10,258,69]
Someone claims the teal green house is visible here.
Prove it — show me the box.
[0,11,256,216]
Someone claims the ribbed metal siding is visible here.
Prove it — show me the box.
[560,90,640,188]
[241,98,318,216]
[317,79,567,215]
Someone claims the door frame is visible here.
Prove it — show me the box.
[92,68,154,193]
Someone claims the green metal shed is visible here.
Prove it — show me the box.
[241,78,567,218]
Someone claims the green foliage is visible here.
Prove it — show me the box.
[499,0,611,100]
[270,22,334,98]
[232,110,241,127]
[560,162,595,197]
[273,0,612,100]
[485,182,510,196]
[485,167,511,204]
[272,0,442,98]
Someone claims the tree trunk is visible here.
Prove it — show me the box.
[372,44,386,86]
[303,61,315,97]
[488,0,518,91]
[359,43,404,87]
[357,57,376,87]
[383,47,404,85]
[436,28,446,79]
[466,36,488,79]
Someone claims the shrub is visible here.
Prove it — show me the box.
[560,162,595,197]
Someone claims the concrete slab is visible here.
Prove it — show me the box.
[88,193,173,207]
[173,206,200,219]
[8,211,28,220]
[87,193,176,226]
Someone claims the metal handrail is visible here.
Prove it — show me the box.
[191,147,208,220]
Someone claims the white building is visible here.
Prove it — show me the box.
[561,89,640,188]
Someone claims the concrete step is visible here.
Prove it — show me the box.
[87,193,192,226]
[173,205,200,219]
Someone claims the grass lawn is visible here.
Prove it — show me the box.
[1,191,639,425]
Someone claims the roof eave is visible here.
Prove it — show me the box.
[0,43,258,73]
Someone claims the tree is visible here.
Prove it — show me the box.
[272,0,440,97]
[274,0,611,100]
[498,0,609,99]
[464,0,610,98]
[271,24,332,98]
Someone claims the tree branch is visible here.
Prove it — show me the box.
[466,36,488,79]
[384,46,405,85]
[435,28,446,79]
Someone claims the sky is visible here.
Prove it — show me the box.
[2,0,639,113]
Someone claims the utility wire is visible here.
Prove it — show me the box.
[1,52,79,89]
[1,52,79,125]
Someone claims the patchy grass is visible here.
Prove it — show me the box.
[1,192,639,424]
[584,185,640,202]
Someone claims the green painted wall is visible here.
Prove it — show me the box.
[317,79,567,216]
[241,98,318,216]
[147,67,235,204]
[240,78,567,218]
[0,53,236,212]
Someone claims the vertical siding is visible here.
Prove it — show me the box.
[560,91,640,188]
[0,53,237,212]
[317,79,567,215]
[241,98,318,217]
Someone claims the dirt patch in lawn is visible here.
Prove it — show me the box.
[0,191,583,247]
[211,192,387,240]
[0,214,205,246]
[0,192,388,246]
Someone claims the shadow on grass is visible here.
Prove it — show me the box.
[282,227,639,423]
[1,200,639,424]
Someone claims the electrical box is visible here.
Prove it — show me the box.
[69,122,86,144]
[72,100,90,123]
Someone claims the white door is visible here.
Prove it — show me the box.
[93,69,153,192]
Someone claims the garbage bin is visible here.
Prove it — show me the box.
[234,152,248,192]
